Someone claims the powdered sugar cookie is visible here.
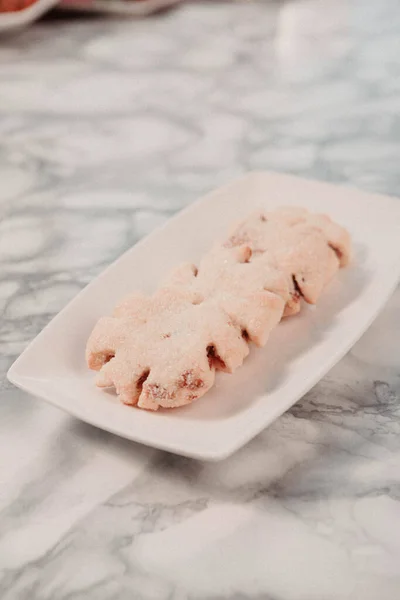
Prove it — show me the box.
[305,213,351,267]
[225,210,343,307]
[86,205,351,411]
[256,206,351,266]
[164,246,288,347]
[86,302,249,410]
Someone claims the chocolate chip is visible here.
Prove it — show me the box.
[241,329,250,342]
[206,345,226,371]
[137,369,150,391]
[292,274,304,298]
[103,352,115,364]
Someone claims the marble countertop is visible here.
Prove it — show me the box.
[1,1,400,598]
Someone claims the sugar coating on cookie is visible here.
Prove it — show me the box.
[113,287,195,322]
[271,206,351,266]
[164,245,287,347]
[86,205,351,411]
[224,207,348,306]
[240,206,351,266]
[86,302,249,410]
[305,213,351,267]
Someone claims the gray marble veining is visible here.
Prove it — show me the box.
[1,0,400,598]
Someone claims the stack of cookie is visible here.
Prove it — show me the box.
[86,207,351,410]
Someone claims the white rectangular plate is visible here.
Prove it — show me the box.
[8,173,400,460]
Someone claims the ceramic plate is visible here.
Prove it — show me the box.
[8,173,400,460]
[0,0,57,32]
[0,0,181,33]
[58,0,182,16]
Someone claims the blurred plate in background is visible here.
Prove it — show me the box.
[0,0,182,32]
[58,0,183,15]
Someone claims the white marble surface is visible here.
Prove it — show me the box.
[1,1,400,598]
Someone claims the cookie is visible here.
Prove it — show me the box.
[225,209,343,307]
[255,206,351,266]
[87,205,351,411]
[305,213,351,267]
[164,245,288,347]
[86,302,249,410]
